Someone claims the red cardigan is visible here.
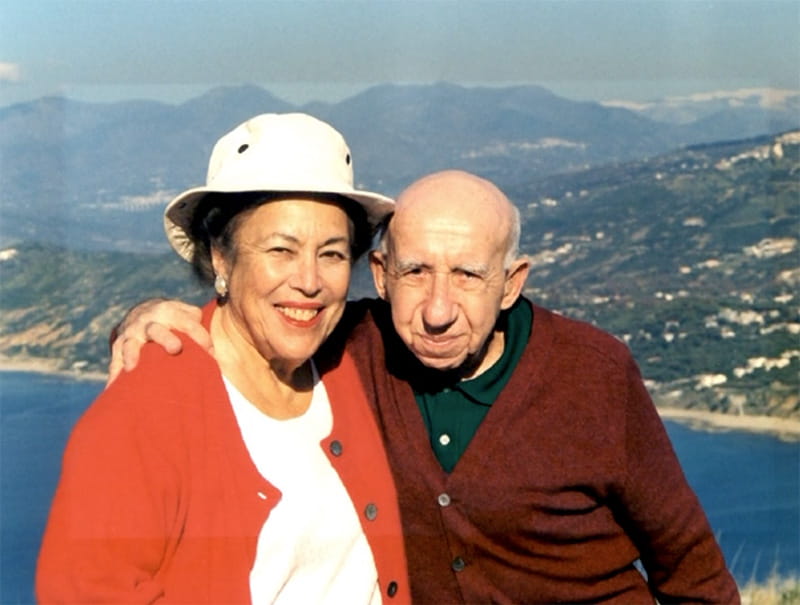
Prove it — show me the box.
[37,302,409,604]
[339,298,739,604]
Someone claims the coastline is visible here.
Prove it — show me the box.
[658,406,800,442]
[2,358,799,440]
[0,357,106,383]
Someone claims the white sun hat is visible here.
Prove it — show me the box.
[164,112,395,261]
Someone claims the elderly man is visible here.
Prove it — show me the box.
[112,170,739,603]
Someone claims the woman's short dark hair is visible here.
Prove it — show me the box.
[188,192,372,285]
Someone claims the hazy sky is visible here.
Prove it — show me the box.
[1,0,798,108]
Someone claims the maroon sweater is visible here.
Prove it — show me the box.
[331,298,739,604]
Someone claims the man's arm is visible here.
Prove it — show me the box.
[618,358,740,603]
[108,299,210,385]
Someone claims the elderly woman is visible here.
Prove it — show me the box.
[36,114,409,603]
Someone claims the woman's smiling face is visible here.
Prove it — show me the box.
[213,197,353,369]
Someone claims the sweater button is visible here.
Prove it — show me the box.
[386,580,398,597]
[364,502,378,521]
[452,556,466,572]
[437,493,451,507]
[329,440,343,456]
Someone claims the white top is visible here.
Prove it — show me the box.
[224,371,381,604]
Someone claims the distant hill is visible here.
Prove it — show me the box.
[0,245,208,374]
[2,83,797,252]
[1,131,797,420]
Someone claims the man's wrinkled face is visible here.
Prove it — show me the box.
[370,174,528,377]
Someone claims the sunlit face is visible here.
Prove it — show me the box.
[213,198,352,370]
[370,172,528,377]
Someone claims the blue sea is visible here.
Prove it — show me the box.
[1,371,798,603]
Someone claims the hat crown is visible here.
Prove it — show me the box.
[206,113,355,192]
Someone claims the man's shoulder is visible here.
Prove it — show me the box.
[333,298,414,377]
[318,299,372,352]
[529,301,634,366]
[340,298,390,339]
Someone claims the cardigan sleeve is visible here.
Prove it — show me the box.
[617,356,740,604]
[36,354,185,603]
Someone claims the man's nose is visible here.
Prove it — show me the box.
[422,273,457,331]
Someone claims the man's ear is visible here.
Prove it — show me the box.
[500,257,530,310]
[368,250,389,300]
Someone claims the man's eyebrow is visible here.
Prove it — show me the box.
[391,258,490,276]
[454,263,490,276]
[392,258,427,272]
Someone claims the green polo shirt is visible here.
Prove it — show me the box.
[413,299,532,472]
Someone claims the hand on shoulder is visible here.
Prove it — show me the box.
[107,298,210,386]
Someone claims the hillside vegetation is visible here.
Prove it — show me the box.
[1,132,797,422]
[512,132,799,420]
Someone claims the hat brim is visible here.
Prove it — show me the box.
[164,185,395,262]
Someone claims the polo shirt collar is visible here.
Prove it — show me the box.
[454,298,532,405]
[411,298,532,402]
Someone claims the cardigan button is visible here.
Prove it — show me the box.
[452,556,466,572]
[329,440,343,456]
[386,581,398,597]
[437,493,451,507]
[364,502,378,521]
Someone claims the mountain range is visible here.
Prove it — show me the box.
[1,83,798,252]
[602,87,800,126]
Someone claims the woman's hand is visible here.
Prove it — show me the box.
[108,299,210,385]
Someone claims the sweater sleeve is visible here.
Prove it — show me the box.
[36,354,185,603]
[617,356,740,604]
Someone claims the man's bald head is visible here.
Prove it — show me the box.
[390,170,521,268]
[371,170,529,377]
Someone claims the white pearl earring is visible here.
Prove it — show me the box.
[214,274,228,298]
